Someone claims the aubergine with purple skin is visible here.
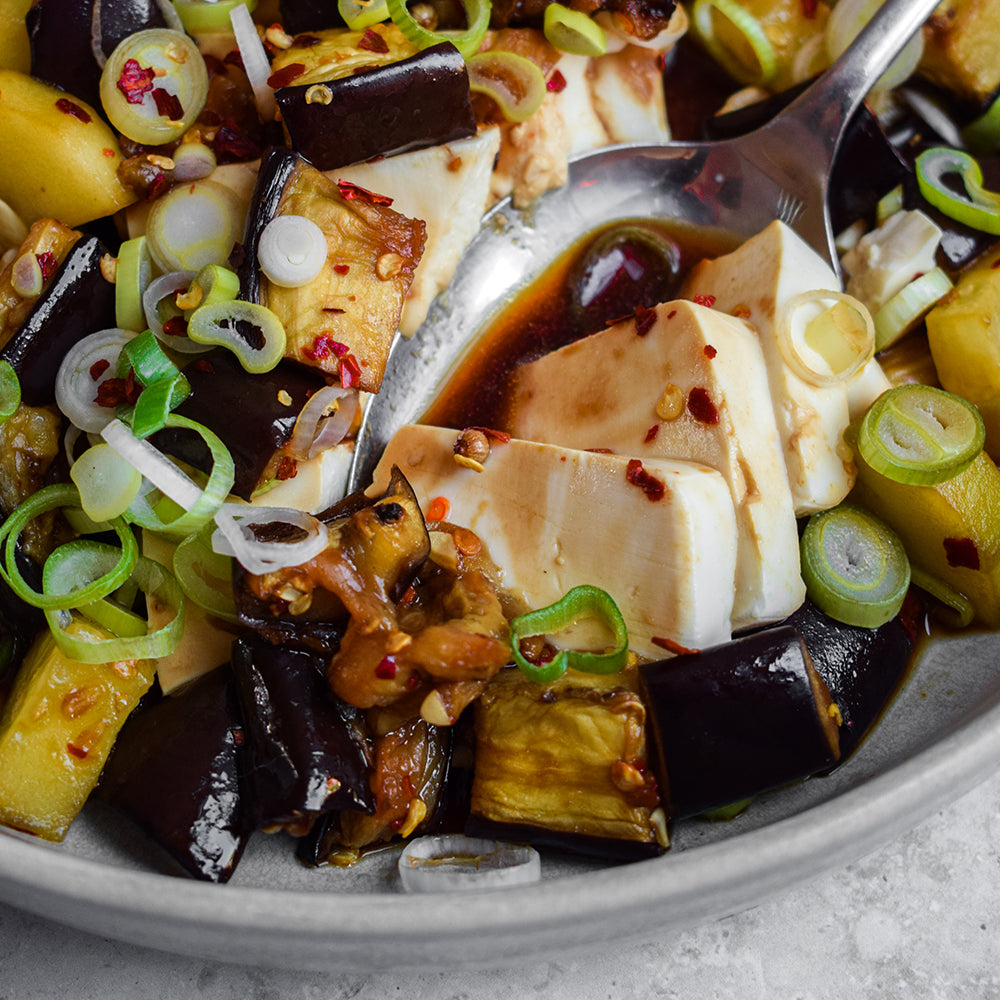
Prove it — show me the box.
[0,236,115,406]
[638,627,841,821]
[27,0,172,111]
[150,348,328,500]
[279,0,345,33]
[274,42,476,172]
[97,666,251,883]
[230,633,374,828]
[786,598,917,763]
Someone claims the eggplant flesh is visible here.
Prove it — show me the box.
[639,627,841,821]
[97,666,251,883]
[230,634,373,827]
[468,667,666,861]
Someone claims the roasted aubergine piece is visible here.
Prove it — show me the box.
[467,665,667,861]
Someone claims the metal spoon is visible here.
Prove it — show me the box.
[349,0,940,491]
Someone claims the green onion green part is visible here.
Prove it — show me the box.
[186,300,286,374]
[115,235,153,333]
[173,523,240,623]
[800,504,911,629]
[543,4,606,56]
[510,584,629,684]
[385,0,490,60]
[174,0,257,32]
[338,0,390,30]
[915,147,1000,236]
[0,361,21,423]
[692,0,777,87]
[909,565,974,629]
[466,50,547,123]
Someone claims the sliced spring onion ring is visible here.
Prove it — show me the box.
[69,442,143,522]
[55,328,136,433]
[385,0,490,60]
[142,271,212,354]
[287,385,359,460]
[212,503,330,574]
[174,0,257,33]
[338,0,391,31]
[172,141,218,181]
[873,267,953,352]
[130,371,192,438]
[857,384,985,486]
[909,566,974,629]
[800,504,911,629]
[119,329,185,387]
[103,415,235,538]
[99,28,209,145]
[173,523,240,623]
[257,215,328,288]
[692,0,777,88]
[466,51,547,123]
[543,4,606,55]
[776,290,874,386]
[186,300,286,373]
[915,147,1000,236]
[510,585,628,684]
[398,836,541,892]
[183,264,241,316]
[876,184,904,226]
[115,235,153,333]
[593,5,688,52]
[231,2,277,122]
[825,0,922,92]
[0,484,138,611]
[962,92,1000,155]
[44,545,184,662]
[0,361,20,424]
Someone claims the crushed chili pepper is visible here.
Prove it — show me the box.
[944,537,980,570]
[375,655,398,679]
[304,334,349,361]
[35,252,58,281]
[337,180,393,205]
[224,49,245,70]
[626,458,666,501]
[161,315,188,337]
[152,88,184,120]
[687,386,719,424]
[634,304,656,336]
[800,0,818,16]
[358,27,390,52]
[703,344,717,359]
[275,456,298,481]
[117,59,156,104]
[338,353,362,388]
[211,119,261,162]
[89,359,110,381]
[333,263,350,275]
[426,496,450,521]
[267,62,306,88]
[644,424,659,443]
[651,635,700,656]
[692,294,716,308]
[55,98,91,123]
[547,69,567,92]
[95,370,142,407]
[293,33,322,46]
[193,358,214,374]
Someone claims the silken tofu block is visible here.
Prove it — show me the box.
[371,425,738,656]
[682,221,855,516]
[509,299,804,631]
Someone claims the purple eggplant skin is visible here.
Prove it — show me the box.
[96,666,252,883]
[638,627,842,821]
[0,236,116,406]
[786,598,916,763]
[274,42,477,172]
[230,634,374,827]
[27,0,171,111]
[151,347,328,500]
[279,0,346,34]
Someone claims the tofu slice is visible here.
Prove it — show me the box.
[250,441,354,514]
[509,299,804,630]
[371,425,738,657]
[682,221,856,516]
[337,128,501,337]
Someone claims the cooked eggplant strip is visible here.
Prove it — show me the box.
[639,627,841,821]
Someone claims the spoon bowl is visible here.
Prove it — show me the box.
[349,0,941,491]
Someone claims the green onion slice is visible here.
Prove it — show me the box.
[909,565,974,629]
[873,267,953,352]
[130,372,192,439]
[962,93,1000,156]
[857,384,985,486]
[385,0,490,60]
[915,147,1000,236]
[186,300,287,373]
[44,544,185,663]
[0,361,20,424]
[173,523,240,622]
[184,264,240,315]
[115,235,153,333]
[800,504,911,629]
[174,0,257,33]
[339,0,390,31]
[543,4,606,56]
[692,0,777,87]
[69,442,143,522]
[466,51,547,123]
[876,184,904,227]
[118,329,185,387]
[0,484,138,611]
[510,585,629,684]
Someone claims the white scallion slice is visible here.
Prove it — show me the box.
[287,385,359,460]
[257,214,328,288]
[55,328,136,433]
[231,2,276,122]
[398,835,541,893]
[873,267,952,352]
[212,503,330,574]
[142,270,214,354]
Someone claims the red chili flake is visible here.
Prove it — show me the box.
[193,358,215,374]
[304,334,349,361]
[546,69,567,92]
[586,447,614,454]
[399,583,418,606]
[232,727,245,747]
[66,741,89,760]
[161,315,188,337]
[152,88,184,120]
[102,147,115,157]
[333,263,350,275]
[626,458,666,502]
[656,52,667,72]
[55,97,91,123]
[95,370,142,407]
[211,119,261,162]
[651,635,700,656]
[35,252,58,281]
[944,537,980,570]
[644,424,659,443]
[800,0,818,16]
[337,180,393,205]
[687,386,719,424]
[322,307,346,315]
[634,304,656,336]
[89,359,110,381]
[267,62,306,88]
[224,48,245,70]
[992,258,1000,269]
[338,353,362,388]
[202,53,226,75]
[732,304,752,319]
[467,426,511,443]
[276,456,298,481]
[358,27,389,52]
[375,655,397,679]
[427,496,450,521]
[293,33,322,46]
[692,293,716,308]
[666,309,677,319]
[148,171,170,200]
[703,344,717,359]
[117,58,156,104]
